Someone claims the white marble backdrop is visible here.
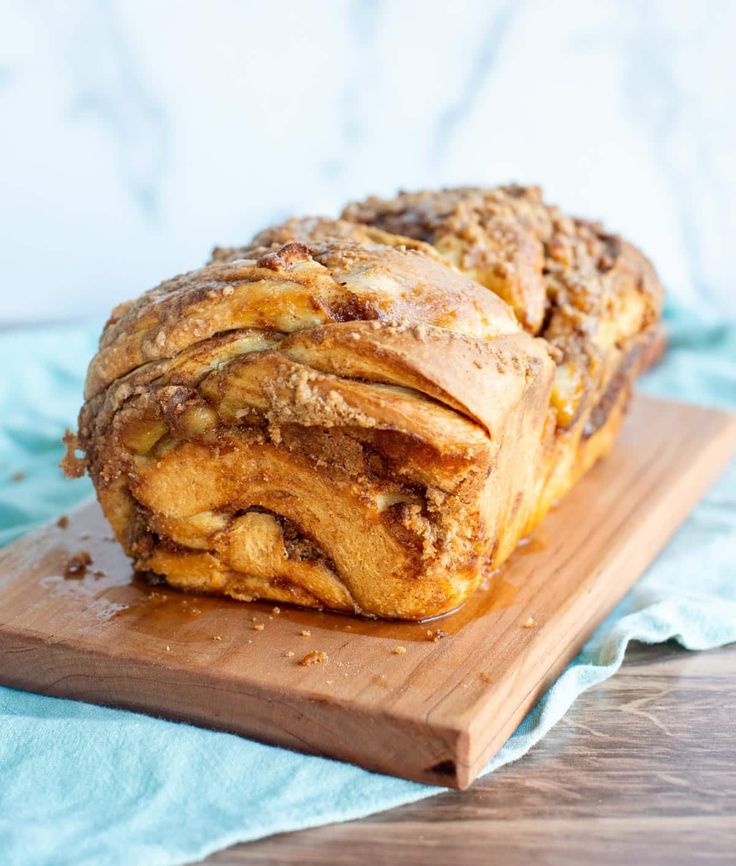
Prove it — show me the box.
[0,0,734,322]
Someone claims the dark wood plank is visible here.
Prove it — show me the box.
[194,641,736,866]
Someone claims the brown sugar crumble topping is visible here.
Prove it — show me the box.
[63,551,92,579]
[60,429,86,478]
[298,650,328,666]
[63,185,663,624]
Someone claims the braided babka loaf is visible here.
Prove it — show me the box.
[64,186,663,620]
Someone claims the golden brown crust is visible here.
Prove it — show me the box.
[74,234,554,619]
[343,185,662,341]
[344,186,551,333]
[343,185,664,511]
[209,216,445,265]
[86,238,518,400]
[69,185,663,621]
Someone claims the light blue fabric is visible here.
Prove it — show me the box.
[0,303,734,866]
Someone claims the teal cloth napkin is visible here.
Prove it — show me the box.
[1,302,734,866]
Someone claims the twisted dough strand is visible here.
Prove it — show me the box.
[67,186,662,620]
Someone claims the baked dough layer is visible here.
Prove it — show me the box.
[65,187,663,620]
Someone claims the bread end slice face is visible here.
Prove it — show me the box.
[72,237,557,620]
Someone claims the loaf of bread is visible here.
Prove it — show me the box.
[63,186,663,620]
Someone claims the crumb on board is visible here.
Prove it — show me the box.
[212,635,222,641]
[298,650,328,667]
[272,606,281,614]
[253,623,265,632]
[392,646,407,655]
[56,515,70,529]
[523,616,537,629]
[285,650,295,658]
[63,551,92,579]
[426,628,447,642]
[480,672,493,684]
[300,629,312,637]
[165,645,171,652]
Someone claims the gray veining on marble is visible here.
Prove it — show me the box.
[431,1,517,164]
[0,0,733,322]
[49,0,171,220]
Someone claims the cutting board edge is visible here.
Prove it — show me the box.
[456,400,736,784]
[0,625,471,786]
[1,394,735,790]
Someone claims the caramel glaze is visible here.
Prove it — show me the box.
[65,186,663,621]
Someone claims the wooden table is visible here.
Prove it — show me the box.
[193,640,736,866]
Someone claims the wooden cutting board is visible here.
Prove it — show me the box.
[0,394,734,789]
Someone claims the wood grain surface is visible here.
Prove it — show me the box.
[193,641,736,866]
[0,394,734,790]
